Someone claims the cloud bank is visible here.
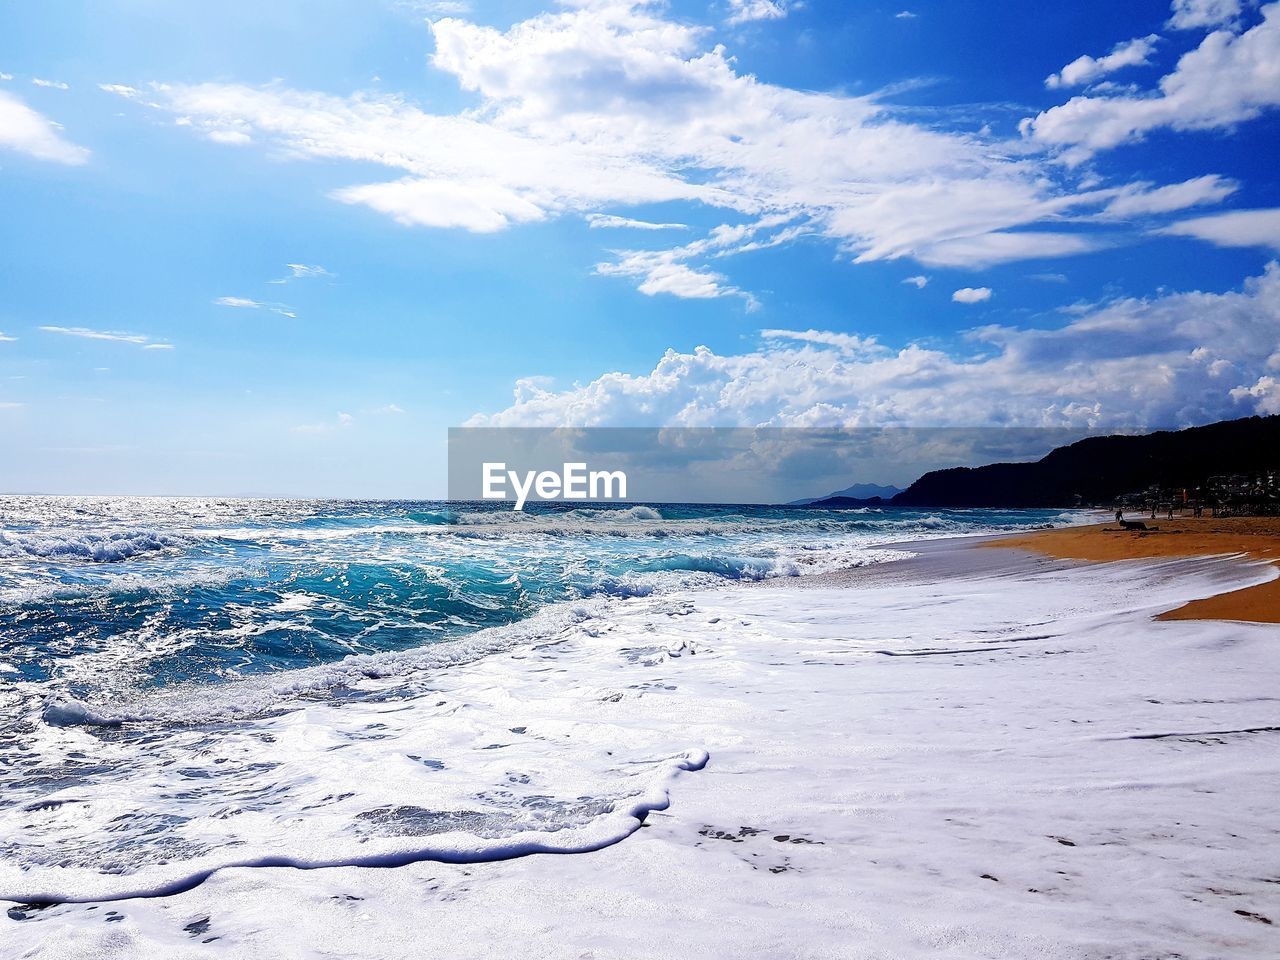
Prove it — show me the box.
[469,264,1280,430]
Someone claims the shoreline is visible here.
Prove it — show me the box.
[984,516,1280,623]
[9,521,1278,956]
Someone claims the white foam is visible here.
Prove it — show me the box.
[0,529,186,562]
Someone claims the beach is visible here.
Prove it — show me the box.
[4,513,1278,959]
[989,515,1280,624]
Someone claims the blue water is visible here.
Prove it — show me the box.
[0,495,1094,902]
[0,496,1083,702]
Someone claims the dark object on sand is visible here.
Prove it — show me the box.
[1119,519,1148,531]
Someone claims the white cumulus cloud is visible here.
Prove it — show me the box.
[952,287,993,304]
[468,265,1280,430]
[1025,3,1280,163]
[1168,0,1244,30]
[1045,35,1159,89]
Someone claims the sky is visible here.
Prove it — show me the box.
[1,0,1279,497]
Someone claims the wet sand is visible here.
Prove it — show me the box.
[989,516,1280,623]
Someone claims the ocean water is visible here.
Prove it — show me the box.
[0,496,1086,903]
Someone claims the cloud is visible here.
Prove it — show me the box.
[98,83,139,99]
[1045,35,1159,89]
[1024,3,1280,163]
[1100,174,1237,218]
[0,90,89,164]
[0,73,13,81]
[214,296,297,317]
[1230,375,1280,414]
[1161,208,1280,249]
[31,78,69,90]
[270,263,334,283]
[760,329,886,354]
[598,253,741,302]
[39,325,171,348]
[373,403,406,414]
[902,275,928,289]
[0,332,16,342]
[586,213,687,230]
[726,0,789,26]
[952,286,993,303]
[133,2,1250,303]
[895,11,918,19]
[398,0,471,12]
[469,263,1280,429]
[1168,0,1244,30]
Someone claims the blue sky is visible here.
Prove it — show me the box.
[1,0,1279,496]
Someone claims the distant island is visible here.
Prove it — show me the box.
[788,482,902,506]
[805,415,1280,511]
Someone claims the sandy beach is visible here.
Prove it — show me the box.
[5,524,1278,959]
[990,516,1280,623]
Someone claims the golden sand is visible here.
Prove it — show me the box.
[987,516,1280,623]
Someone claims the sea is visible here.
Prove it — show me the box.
[0,496,1086,903]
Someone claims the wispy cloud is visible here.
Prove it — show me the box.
[131,1,1257,305]
[98,83,139,99]
[726,0,789,26]
[895,10,919,19]
[373,403,406,414]
[586,214,688,231]
[0,90,89,164]
[213,296,297,318]
[39,325,172,348]
[1161,208,1280,250]
[760,329,886,355]
[31,78,69,90]
[269,263,334,284]
[901,275,928,289]
[0,332,16,342]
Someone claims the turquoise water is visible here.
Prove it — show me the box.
[0,496,1081,702]
[0,495,1092,902]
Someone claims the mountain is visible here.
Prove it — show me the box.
[789,482,901,506]
[888,416,1280,508]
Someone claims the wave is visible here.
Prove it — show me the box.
[0,529,186,562]
[0,746,710,904]
[38,595,605,727]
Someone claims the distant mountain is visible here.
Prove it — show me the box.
[889,415,1280,508]
[789,482,901,506]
